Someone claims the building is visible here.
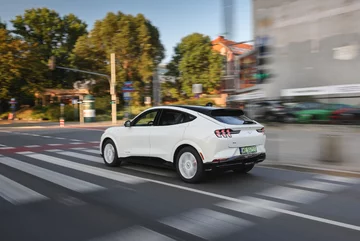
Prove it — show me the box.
[211,36,253,92]
[228,0,360,106]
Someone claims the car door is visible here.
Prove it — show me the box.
[118,109,161,157]
[149,109,192,162]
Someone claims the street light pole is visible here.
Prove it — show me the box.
[110,53,117,124]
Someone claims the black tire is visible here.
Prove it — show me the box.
[233,164,255,174]
[176,146,204,183]
[102,139,121,167]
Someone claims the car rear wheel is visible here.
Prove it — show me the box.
[233,164,255,174]
[102,139,121,167]
[176,147,204,183]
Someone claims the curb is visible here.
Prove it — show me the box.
[259,163,360,178]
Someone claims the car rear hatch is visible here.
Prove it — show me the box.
[208,109,266,148]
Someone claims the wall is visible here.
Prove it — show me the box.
[253,0,360,99]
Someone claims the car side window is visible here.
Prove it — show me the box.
[132,110,159,126]
[158,110,196,126]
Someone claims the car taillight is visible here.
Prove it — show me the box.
[214,129,239,138]
[256,127,265,134]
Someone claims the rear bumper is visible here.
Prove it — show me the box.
[204,153,266,171]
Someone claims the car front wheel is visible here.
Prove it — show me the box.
[102,139,121,167]
[176,147,204,183]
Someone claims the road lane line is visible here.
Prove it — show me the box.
[0,174,48,205]
[289,180,347,192]
[89,226,175,241]
[71,139,82,142]
[0,144,6,147]
[257,186,325,204]
[1,156,105,192]
[0,147,15,150]
[217,196,295,219]
[70,142,85,145]
[31,134,40,136]
[160,208,253,240]
[315,174,360,184]
[56,151,103,163]
[43,136,52,138]
[70,147,87,150]
[90,141,100,144]
[97,175,360,232]
[56,137,65,140]
[23,153,144,184]
[24,145,41,148]
[16,151,35,155]
[81,149,100,154]
[48,144,63,146]
[45,149,63,152]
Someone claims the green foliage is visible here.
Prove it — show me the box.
[11,8,88,89]
[164,33,223,102]
[72,12,165,105]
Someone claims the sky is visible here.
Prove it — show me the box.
[0,0,252,63]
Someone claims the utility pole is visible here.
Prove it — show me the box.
[110,53,117,124]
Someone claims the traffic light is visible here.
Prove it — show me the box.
[48,56,56,70]
[255,36,272,84]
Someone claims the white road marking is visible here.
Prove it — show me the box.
[56,137,65,140]
[160,208,253,240]
[24,145,41,148]
[56,151,103,163]
[43,136,52,138]
[45,149,63,152]
[258,186,325,204]
[90,141,100,144]
[123,165,176,178]
[1,156,105,192]
[16,151,35,155]
[0,144,7,147]
[70,142,85,145]
[0,174,48,205]
[315,175,360,184]
[48,144,63,146]
[71,139,82,142]
[0,147,15,150]
[289,180,347,192]
[89,226,175,241]
[23,153,144,184]
[70,147,87,150]
[31,134,40,136]
[217,196,295,219]
[80,149,99,154]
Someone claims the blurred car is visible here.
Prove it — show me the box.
[330,107,360,124]
[283,102,323,123]
[294,103,354,123]
[244,101,286,122]
[100,105,266,183]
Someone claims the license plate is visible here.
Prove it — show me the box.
[240,146,257,154]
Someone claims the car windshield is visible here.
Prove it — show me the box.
[210,109,255,125]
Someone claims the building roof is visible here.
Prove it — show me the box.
[212,36,253,55]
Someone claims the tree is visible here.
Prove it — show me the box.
[11,8,87,89]
[164,33,223,100]
[72,12,164,104]
[0,28,36,112]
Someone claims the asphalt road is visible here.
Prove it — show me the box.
[0,126,360,241]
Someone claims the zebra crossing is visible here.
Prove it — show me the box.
[1,147,360,241]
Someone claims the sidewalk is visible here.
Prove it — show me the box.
[0,120,125,128]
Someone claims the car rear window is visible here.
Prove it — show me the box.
[210,109,255,125]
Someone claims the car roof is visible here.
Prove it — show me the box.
[169,105,244,116]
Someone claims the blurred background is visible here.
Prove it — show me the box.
[1,0,360,169]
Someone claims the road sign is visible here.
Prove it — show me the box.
[192,84,203,94]
[124,81,133,87]
[122,87,135,92]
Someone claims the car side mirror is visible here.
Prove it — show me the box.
[124,120,131,127]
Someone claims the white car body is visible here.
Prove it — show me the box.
[100,105,266,182]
